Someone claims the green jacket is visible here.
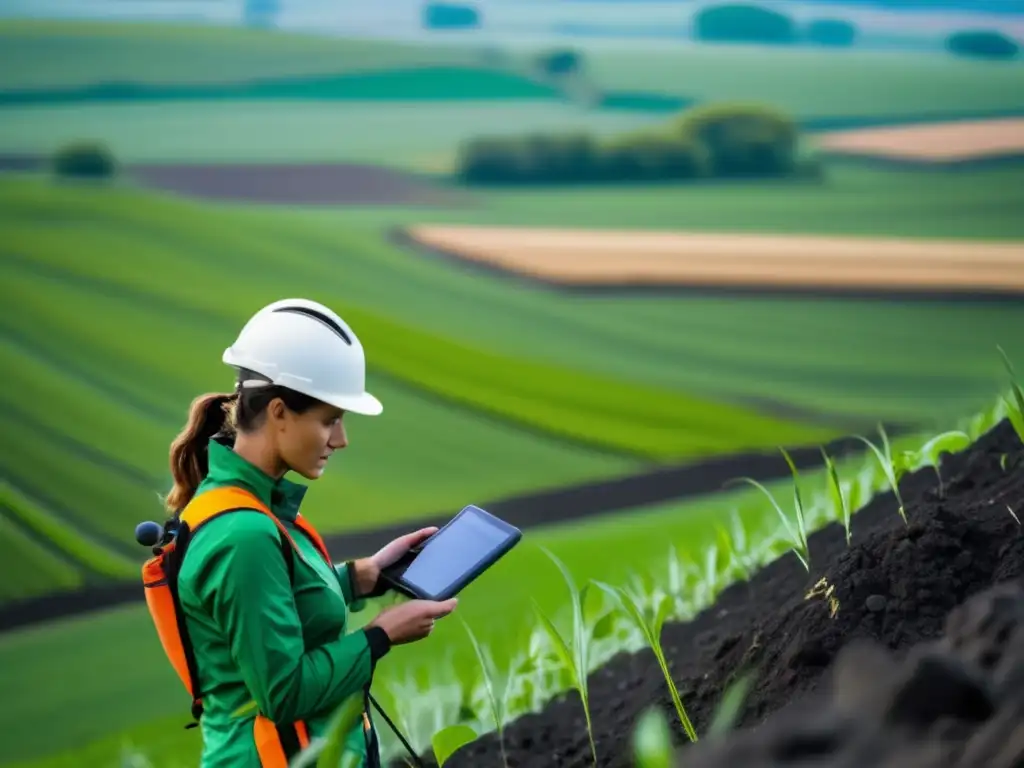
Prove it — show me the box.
[176,437,391,767]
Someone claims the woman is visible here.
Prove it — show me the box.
[166,298,457,767]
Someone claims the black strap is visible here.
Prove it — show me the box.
[368,692,425,767]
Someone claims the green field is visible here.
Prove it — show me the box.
[3,16,1024,768]
[3,20,1024,171]
[3,165,1024,606]
[0,100,659,168]
[3,20,1024,122]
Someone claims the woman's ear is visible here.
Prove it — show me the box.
[266,397,288,428]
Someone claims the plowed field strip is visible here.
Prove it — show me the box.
[408,226,1024,293]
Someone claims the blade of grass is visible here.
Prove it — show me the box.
[821,447,852,546]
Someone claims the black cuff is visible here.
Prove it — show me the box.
[363,626,392,670]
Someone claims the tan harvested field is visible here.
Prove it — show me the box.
[408,225,1024,294]
[814,118,1024,162]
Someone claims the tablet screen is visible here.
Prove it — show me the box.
[400,508,512,596]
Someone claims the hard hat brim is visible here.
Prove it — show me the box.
[324,389,383,417]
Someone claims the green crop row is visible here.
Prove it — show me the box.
[0,509,83,603]
[0,481,138,582]
[0,181,838,460]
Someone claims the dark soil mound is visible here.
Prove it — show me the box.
[679,579,1024,768]
[426,418,1024,768]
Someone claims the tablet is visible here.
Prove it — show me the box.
[378,505,521,601]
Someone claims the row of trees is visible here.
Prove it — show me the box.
[693,4,1020,58]
[455,104,813,185]
[424,2,1020,60]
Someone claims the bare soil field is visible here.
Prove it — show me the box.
[0,156,463,206]
[129,163,463,205]
[814,118,1024,163]
[406,225,1024,295]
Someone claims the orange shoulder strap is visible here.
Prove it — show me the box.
[180,486,271,529]
[293,514,331,564]
[181,486,332,567]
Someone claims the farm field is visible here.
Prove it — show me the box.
[3,164,1024,605]
[3,13,1024,768]
[3,21,1024,123]
[817,116,1024,162]
[405,224,1024,293]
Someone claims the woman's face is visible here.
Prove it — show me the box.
[273,400,348,480]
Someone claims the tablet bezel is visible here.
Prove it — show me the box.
[378,505,521,601]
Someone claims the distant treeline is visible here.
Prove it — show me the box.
[455,103,818,185]
[689,3,1021,58]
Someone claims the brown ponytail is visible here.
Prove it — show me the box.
[166,392,238,514]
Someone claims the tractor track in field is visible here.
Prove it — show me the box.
[0,430,887,632]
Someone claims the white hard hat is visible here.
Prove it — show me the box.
[222,298,383,416]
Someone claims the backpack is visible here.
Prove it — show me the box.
[140,485,420,768]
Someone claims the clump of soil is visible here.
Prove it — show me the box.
[425,418,1024,768]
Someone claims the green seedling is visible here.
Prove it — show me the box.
[997,345,1024,443]
[462,620,510,767]
[431,725,477,767]
[633,706,675,768]
[707,671,756,738]
[533,547,598,766]
[728,447,810,572]
[821,447,852,546]
[593,581,699,743]
[855,424,908,525]
[909,430,971,498]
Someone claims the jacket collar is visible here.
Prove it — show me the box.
[207,436,308,523]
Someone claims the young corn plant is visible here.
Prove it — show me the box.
[997,345,1024,443]
[728,447,810,572]
[462,620,511,768]
[533,547,599,766]
[592,581,699,743]
[821,447,852,546]
[854,424,908,526]
[905,430,971,499]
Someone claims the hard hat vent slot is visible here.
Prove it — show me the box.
[273,306,352,346]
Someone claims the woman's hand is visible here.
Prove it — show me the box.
[351,527,438,597]
[368,597,458,645]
